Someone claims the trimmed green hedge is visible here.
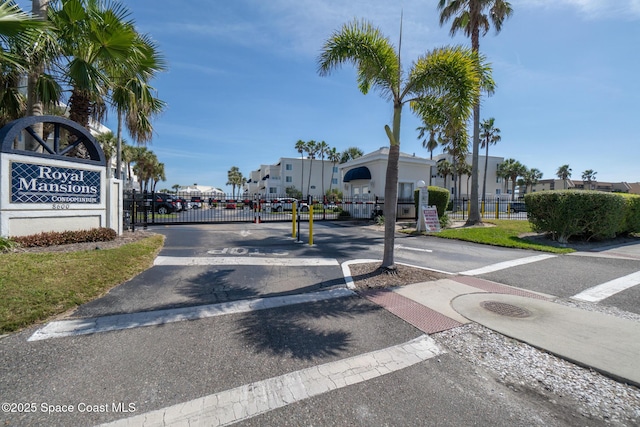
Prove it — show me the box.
[414,186,450,217]
[525,191,638,243]
[619,194,640,234]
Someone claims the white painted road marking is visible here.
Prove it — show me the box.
[28,288,355,341]
[154,256,338,266]
[459,254,557,276]
[572,271,640,302]
[96,335,444,427]
[395,245,433,253]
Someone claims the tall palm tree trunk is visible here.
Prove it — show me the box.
[116,111,123,180]
[381,103,402,271]
[467,22,481,225]
[25,0,49,151]
[482,143,489,202]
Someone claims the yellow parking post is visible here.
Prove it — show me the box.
[481,200,485,218]
[292,201,297,238]
[495,200,499,219]
[308,204,313,245]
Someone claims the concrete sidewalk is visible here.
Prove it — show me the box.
[386,275,640,388]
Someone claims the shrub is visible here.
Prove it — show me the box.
[11,227,117,248]
[619,194,640,234]
[525,191,626,243]
[414,186,450,218]
[338,210,351,219]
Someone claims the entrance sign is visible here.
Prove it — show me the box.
[11,162,101,204]
[422,206,441,232]
[0,115,124,238]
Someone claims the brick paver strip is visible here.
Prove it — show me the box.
[360,289,462,334]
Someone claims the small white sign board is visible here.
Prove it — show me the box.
[421,205,441,232]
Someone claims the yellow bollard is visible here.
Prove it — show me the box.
[292,201,297,238]
[481,201,485,218]
[308,204,313,245]
[495,200,499,219]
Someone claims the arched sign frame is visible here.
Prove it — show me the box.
[0,116,116,238]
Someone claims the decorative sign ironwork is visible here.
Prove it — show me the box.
[11,162,101,204]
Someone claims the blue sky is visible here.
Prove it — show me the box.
[20,0,640,192]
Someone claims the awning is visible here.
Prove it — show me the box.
[343,166,371,182]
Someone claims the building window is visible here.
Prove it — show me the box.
[333,166,338,173]
[398,182,413,199]
[269,187,277,193]
[285,164,292,170]
[285,176,292,183]
[332,178,338,185]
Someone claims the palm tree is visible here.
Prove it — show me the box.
[521,167,542,194]
[306,140,318,196]
[131,146,158,192]
[151,162,165,193]
[417,125,439,160]
[498,158,526,200]
[227,166,243,198]
[47,0,137,128]
[438,0,513,225]
[340,146,364,163]
[0,1,52,132]
[0,1,47,67]
[95,131,118,178]
[556,164,572,189]
[319,19,489,271]
[110,33,167,179]
[458,161,473,198]
[295,139,306,197]
[171,184,180,194]
[581,169,597,190]
[437,159,454,193]
[316,140,329,200]
[479,117,501,202]
[443,132,469,200]
[318,21,490,273]
[327,147,340,193]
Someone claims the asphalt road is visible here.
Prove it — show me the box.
[1,222,638,426]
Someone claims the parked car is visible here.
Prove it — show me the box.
[510,202,527,213]
[270,198,309,212]
[190,196,203,209]
[175,197,192,211]
[147,193,177,214]
[225,202,237,209]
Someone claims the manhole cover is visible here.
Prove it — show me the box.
[480,301,531,318]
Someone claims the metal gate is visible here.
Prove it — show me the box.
[123,191,417,229]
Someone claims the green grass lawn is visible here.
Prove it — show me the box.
[423,220,575,254]
[0,235,164,334]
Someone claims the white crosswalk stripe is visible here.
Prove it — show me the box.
[96,335,444,427]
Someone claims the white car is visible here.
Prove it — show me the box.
[270,198,309,212]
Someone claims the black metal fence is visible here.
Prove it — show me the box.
[447,197,528,221]
[123,191,418,229]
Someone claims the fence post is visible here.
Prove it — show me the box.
[292,200,297,238]
[308,204,313,245]
[131,189,136,232]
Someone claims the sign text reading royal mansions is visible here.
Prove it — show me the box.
[11,162,101,204]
